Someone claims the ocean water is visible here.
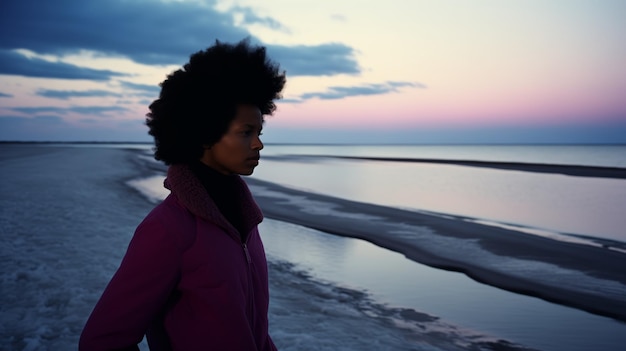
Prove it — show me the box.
[253,144,626,243]
[259,219,626,351]
[261,144,626,167]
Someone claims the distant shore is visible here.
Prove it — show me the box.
[273,155,626,179]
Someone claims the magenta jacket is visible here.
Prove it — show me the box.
[80,164,277,351]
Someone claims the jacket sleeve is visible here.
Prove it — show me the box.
[79,215,181,351]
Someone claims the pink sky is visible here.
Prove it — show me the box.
[1,0,625,143]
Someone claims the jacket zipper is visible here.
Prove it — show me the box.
[243,243,252,264]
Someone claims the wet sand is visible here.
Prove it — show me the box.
[278,155,626,179]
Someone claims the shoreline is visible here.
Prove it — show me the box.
[270,155,626,179]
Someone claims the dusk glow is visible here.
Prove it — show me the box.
[1,0,625,143]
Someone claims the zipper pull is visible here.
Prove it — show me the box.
[243,243,252,264]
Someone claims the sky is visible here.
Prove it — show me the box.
[0,0,625,144]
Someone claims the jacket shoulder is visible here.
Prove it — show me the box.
[137,194,197,251]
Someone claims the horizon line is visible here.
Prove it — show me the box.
[1,140,625,146]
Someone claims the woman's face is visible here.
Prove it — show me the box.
[200,104,264,175]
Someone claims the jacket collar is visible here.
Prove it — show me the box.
[163,164,263,240]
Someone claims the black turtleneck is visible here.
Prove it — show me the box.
[189,161,248,241]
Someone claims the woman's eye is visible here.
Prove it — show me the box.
[240,129,262,137]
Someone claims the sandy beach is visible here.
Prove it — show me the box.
[2,144,625,350]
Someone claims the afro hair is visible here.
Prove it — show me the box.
[146,38,286,165]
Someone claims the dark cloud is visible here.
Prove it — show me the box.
[268,43,359,76]
[0,50,126,80]
[0,0,359,77]
[36,89,121,100]
[298,81,425,101]
[0,0,244,65]
[0,91,13,97]
[12,106,128,116]
[69,106,128,115]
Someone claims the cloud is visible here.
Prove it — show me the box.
[0,91,12,97]
[268,43,359,76]
[330,14,347,22]
[231,6,290,32]
[11,106,128,116]
[0,0,244,65]
[278,98,304,104]
[0,0,359,76]
[0,50,127,80]
[118,81,161,98]
[36,89,121,100]
[297,81,425,101]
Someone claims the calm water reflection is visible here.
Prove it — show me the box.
[253,158,626,241]
[260,218,626,351]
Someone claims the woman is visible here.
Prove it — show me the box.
[79,39,286,351]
